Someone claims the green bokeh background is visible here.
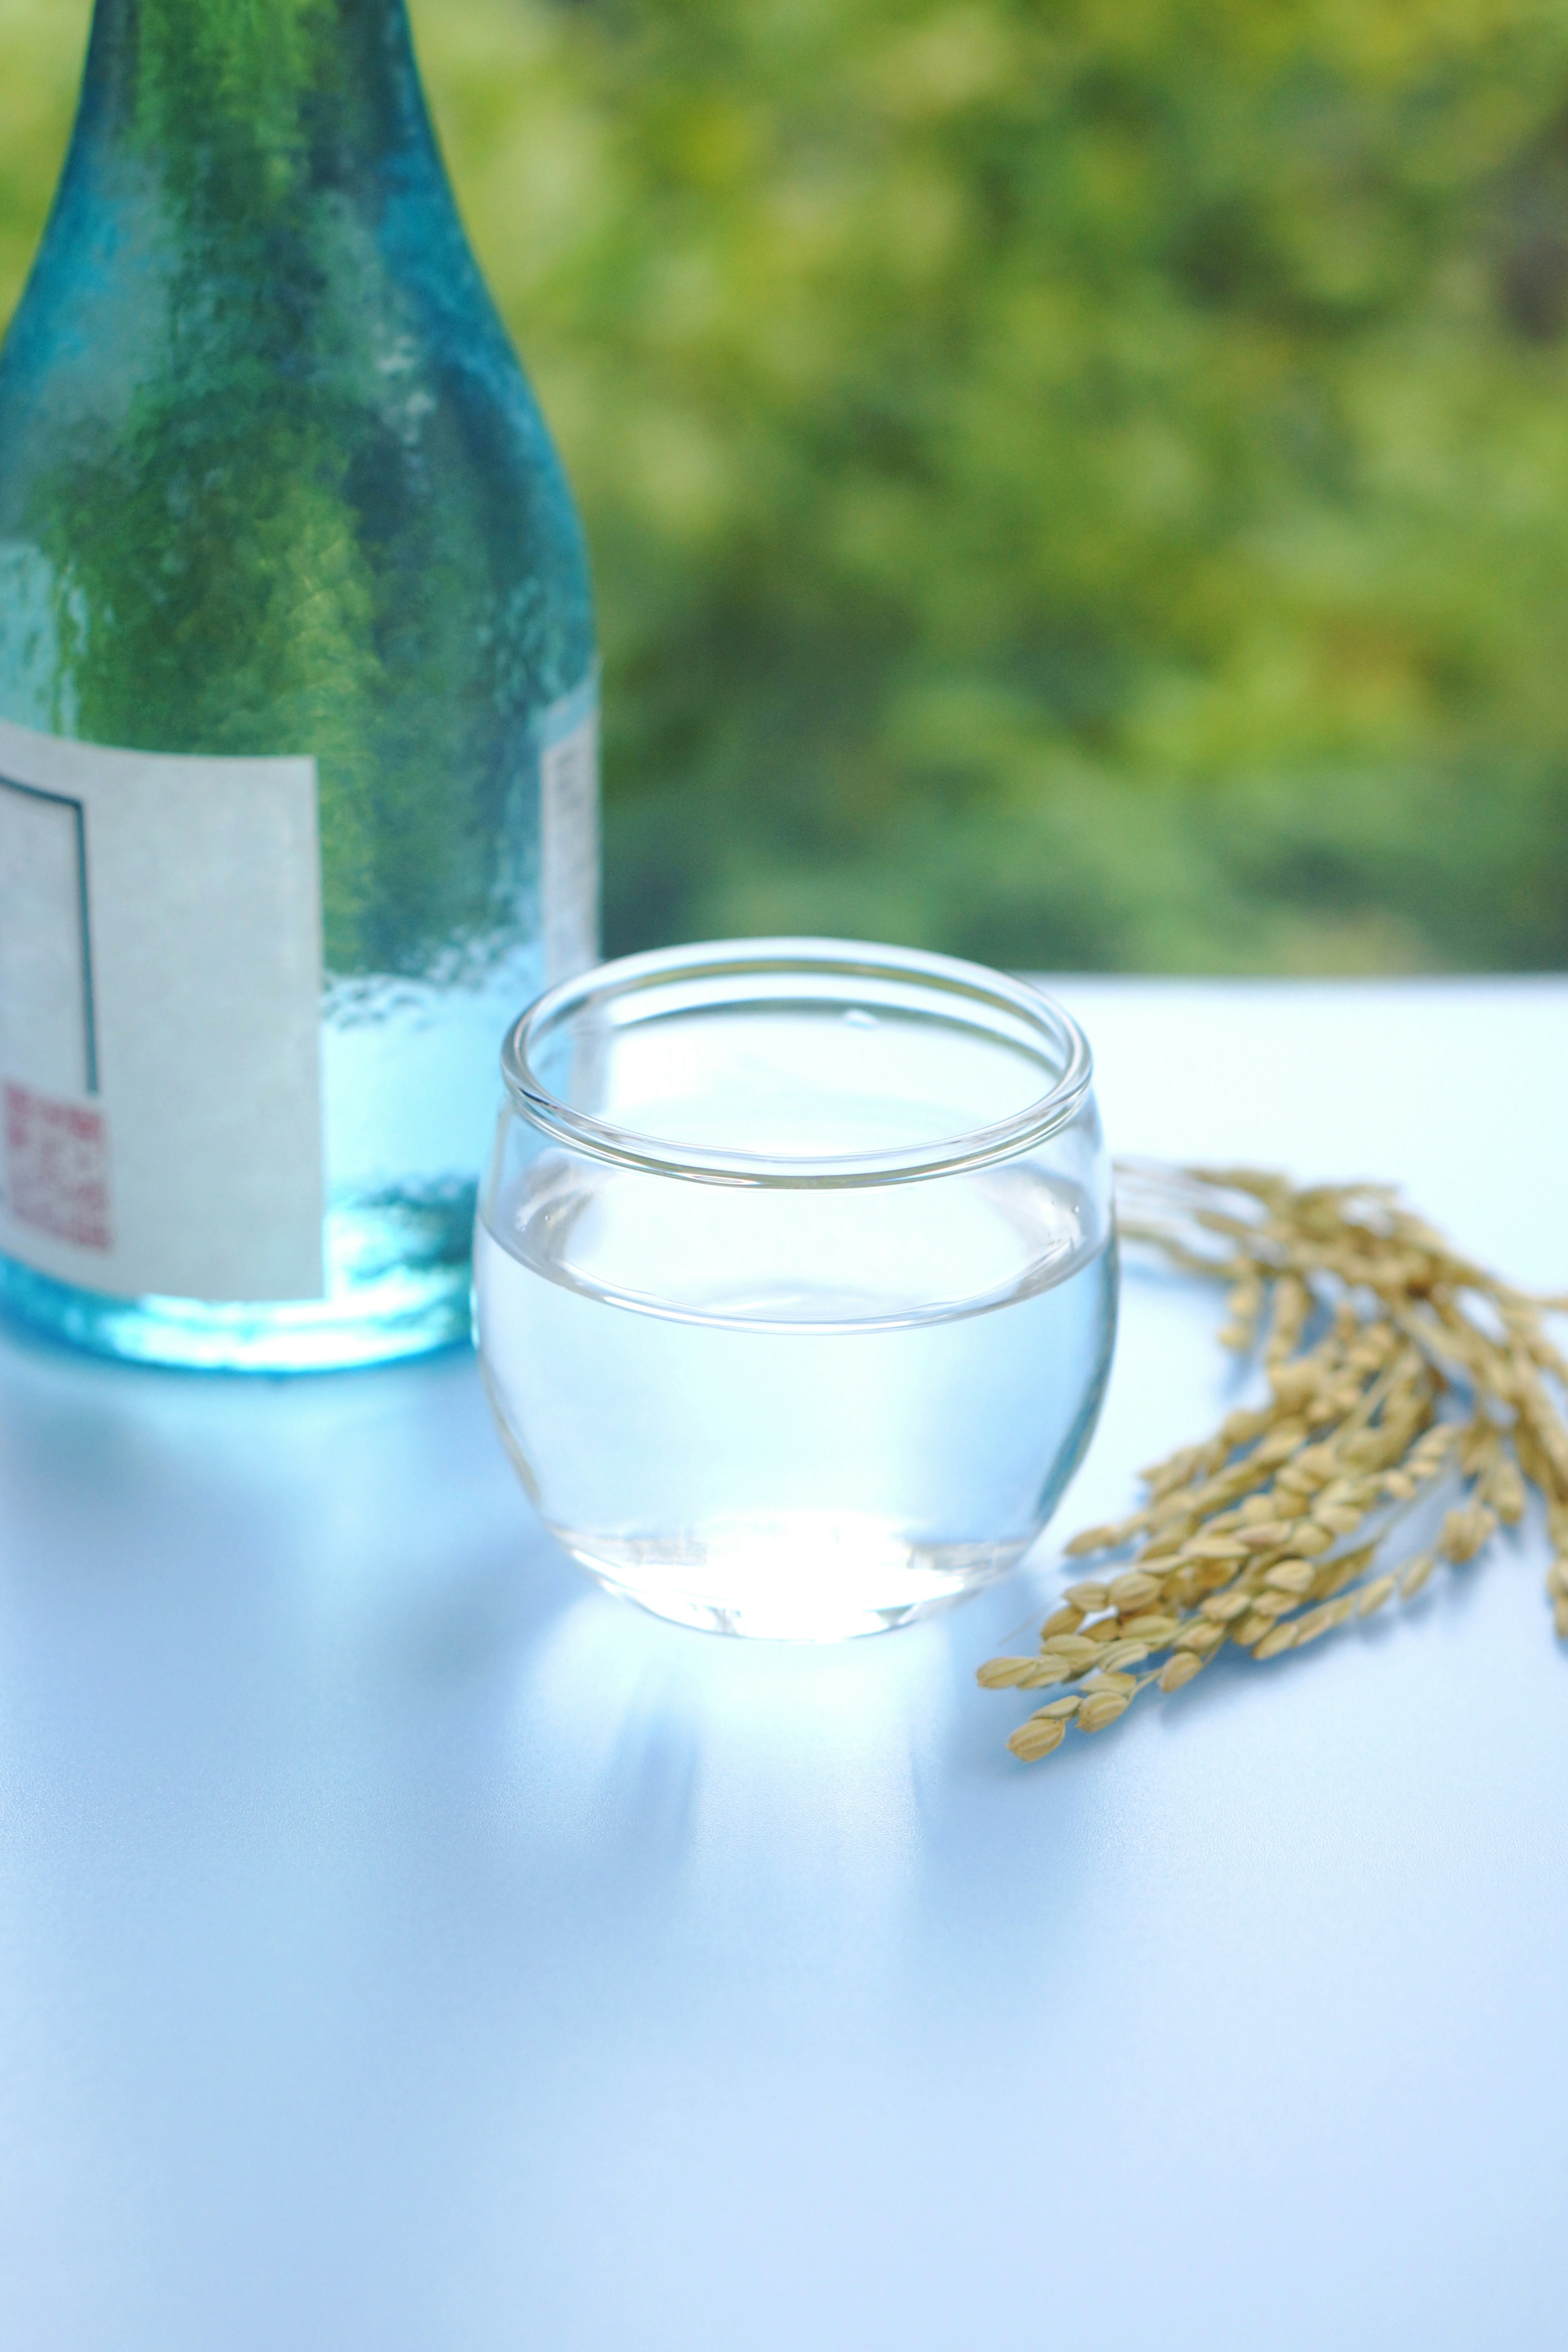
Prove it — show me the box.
[6,0,1568,973]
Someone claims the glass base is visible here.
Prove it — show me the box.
[0,1186,477,1373]
[553,1515,1031,1642]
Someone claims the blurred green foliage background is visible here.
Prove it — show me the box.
[5,0,1568,970]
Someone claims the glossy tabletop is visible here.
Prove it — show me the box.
[1,978,1565,2352]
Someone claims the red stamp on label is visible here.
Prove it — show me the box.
[3,1082,112,1252]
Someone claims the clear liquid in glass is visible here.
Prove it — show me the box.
[476,1152,1117,1641]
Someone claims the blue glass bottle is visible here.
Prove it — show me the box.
[0,0,597,1370]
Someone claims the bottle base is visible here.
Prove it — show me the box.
[0,1187,476,1373]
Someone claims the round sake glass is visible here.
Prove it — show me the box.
[474,939,1118,1641]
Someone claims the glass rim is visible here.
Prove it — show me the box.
[499,937,1096,1187]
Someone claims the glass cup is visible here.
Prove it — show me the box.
[474,939,1117,1640]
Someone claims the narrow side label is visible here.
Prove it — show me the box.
[539,676,601,987]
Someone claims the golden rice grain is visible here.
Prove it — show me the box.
[1263,1560,1316,1595]
[1082,1668,1137,1696]
[1108,1570,1162,1611]
[1158,1650,1205,1691]
[1040,1633,1100,1668]
[1247,1590,1296,1622]
[1399,1551,1436,1600]
[1009,1716,1067,1761]
[1238,1521,1296,1550]
[1012,1660,1071,1688]
[1090,1644,1146,1675]
[1040,1604,1085,1639]
[1489,1460,1527,1524]
[1441,1503,1497,1564]
[976,1657,1045,1689]
[1123,1613,1180,1644]
[1065,1528,1125,1559]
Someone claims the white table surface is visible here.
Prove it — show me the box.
[2,978,1565,2352]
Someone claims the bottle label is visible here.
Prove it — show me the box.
[0,718,325,1304]
[539,674,600,986]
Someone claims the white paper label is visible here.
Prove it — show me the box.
[0,717,324,1303]
[539,679,600,986]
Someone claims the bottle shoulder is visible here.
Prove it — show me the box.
[0,141,580,546]
[0,140,596,726]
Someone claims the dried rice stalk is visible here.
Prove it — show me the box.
[983,1164,1568,1763]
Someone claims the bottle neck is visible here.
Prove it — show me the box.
[80,0,431,173]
